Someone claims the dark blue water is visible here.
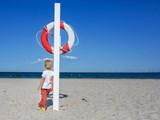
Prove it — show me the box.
[0,72,160,79]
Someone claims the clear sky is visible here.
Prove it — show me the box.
[0,0,160,72]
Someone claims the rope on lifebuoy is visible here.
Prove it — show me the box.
[70,25,79,47]
[40,21,75,54]
[36,30,43,49]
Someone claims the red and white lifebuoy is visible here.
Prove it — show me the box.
[41,21,75,54]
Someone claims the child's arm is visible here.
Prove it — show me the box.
[37,77,45,91]
[50,76,54,91]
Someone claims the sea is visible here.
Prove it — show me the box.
[0,72,160,79]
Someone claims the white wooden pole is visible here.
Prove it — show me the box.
[53,3,60,111]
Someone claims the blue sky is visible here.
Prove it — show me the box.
[0,0,160,72]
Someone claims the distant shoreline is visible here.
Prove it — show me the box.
[0,72,160,79]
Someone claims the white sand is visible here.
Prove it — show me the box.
[0,78,160,120]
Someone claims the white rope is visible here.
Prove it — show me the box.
[35,30,44,48]
[70,25,80,46]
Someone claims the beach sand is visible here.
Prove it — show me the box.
[0,78,160,120]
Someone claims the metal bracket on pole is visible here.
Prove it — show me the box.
[53,3,60,111]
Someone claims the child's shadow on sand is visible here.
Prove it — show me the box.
[47,93,68,107]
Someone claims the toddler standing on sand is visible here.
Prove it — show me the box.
[37,59,54,111]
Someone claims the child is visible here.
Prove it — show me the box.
[37,59,54,111]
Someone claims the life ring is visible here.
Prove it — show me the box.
[41,21,75,54]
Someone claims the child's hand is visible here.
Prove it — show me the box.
[37,86,41,91]
[51,87,53,91]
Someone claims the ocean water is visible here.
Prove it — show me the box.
[0,72,160,79]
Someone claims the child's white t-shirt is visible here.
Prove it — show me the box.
[42,70,54,89]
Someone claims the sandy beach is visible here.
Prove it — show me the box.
[0,78,160,120]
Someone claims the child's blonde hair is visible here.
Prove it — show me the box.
[45,60,52,70]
